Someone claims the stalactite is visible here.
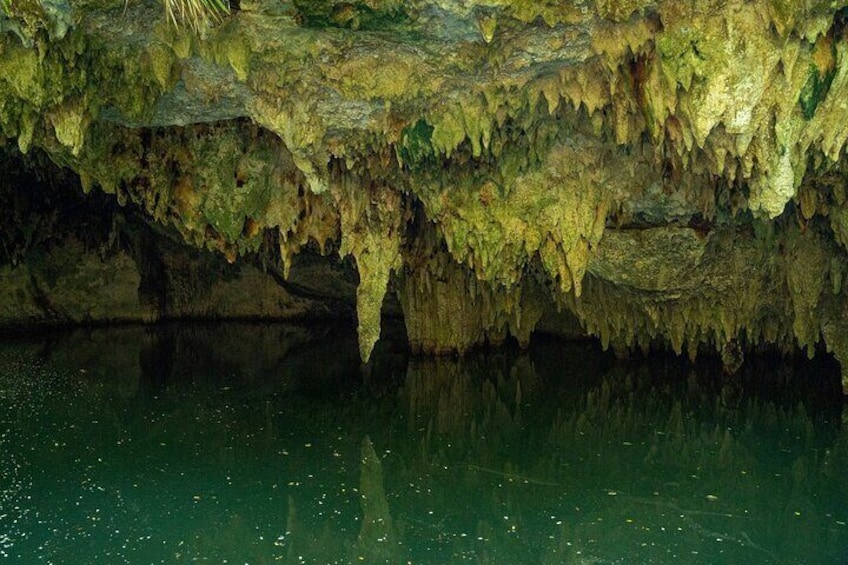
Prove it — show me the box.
[334,173,405,361]
[397,223,544,354]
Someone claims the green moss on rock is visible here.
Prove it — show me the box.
[7,0,848,381]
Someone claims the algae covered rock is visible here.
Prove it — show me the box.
[3,0,848,388]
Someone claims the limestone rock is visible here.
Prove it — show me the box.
[3,0,848,388]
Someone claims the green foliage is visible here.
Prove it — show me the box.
[164,0,230,33]
[0,0,9,15]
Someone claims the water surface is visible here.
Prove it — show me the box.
[1,324,846,564]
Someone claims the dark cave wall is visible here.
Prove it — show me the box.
[0,150,358,330]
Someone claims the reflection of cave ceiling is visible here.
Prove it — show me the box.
[3,1,848,390]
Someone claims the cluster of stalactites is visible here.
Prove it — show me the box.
[5,1,848,373]
[12,118,848,372]
[66,122,339,272]
[397,222,545,356]
[562,224,846,366]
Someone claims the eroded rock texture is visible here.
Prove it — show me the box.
[3,0,848,388]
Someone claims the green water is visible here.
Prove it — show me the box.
[1,323,847,564]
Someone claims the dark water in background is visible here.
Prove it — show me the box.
[1,323,847,564]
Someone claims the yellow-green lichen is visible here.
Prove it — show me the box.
[48,97,89,156]
[8,0,848,375]
[0,42,45,105]
[335,176,405,361]
[142,42,179,91]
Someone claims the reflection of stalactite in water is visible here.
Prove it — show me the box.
[356,435,398,561]
[721,339,745,375]
[398,352,565,497]
[402,354,535,447]
[284,495,298,563]
[823,415,848,480]
[6,327,847,562]
[540,521,606,565]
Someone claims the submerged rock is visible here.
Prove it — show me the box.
[2,0,848,389]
